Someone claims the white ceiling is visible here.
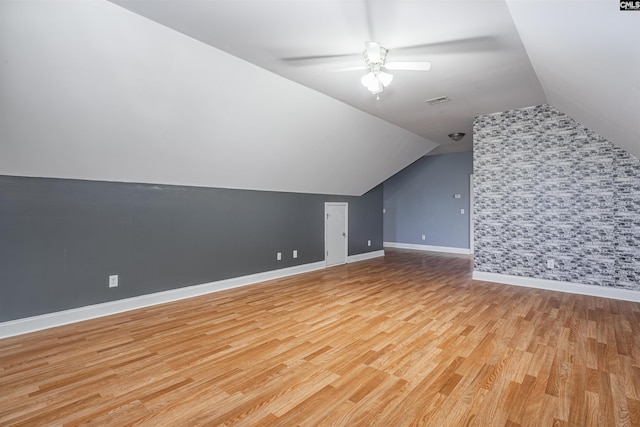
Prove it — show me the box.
[1,0,638,196]
[109,0,548,155]
[108,0,640,159]
[0,0,436,196]
[506,0,640,159]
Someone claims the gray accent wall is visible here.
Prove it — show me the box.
[383,152,473,249]
[0,176,383,322]
[474,104,640,290]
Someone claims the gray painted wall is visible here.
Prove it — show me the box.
[383,152,473,249]
[0,176,383,322]
[474,104,640,290]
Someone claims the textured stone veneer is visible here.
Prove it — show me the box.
[473,105,640,290]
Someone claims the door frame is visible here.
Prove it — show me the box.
[324,202,348,267]
[469,174,474,255]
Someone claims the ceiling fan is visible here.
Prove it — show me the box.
[330,41,431,98]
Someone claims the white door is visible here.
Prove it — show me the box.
[325,202,348,267]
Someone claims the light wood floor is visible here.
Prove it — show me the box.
[1,249,639,426]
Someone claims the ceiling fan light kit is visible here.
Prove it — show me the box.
[361,69,393,94]
[361,42,390,96]
[357,41,431,98]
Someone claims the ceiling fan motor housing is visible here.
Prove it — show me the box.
[364,45,388,66]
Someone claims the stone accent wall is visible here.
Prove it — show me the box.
[473,104,640,290]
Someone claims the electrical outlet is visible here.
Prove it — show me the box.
[421,234,426,241]
[367,240,371,247]
[460,209,465,215]
[547,259,555,269]
[108,274,118,288]
[293,250,298,259]
[277,252,282,261]
[383,208,386,214]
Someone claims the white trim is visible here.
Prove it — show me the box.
[472,271,640,303]
[384,241,472,255]
[0,261,326,339]
[347,250,385,263]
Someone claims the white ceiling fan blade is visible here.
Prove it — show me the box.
[385,62,432,71]
[365,41,381,63]
[325,65,369,73]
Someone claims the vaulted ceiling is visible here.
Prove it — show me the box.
[1,1,638,196]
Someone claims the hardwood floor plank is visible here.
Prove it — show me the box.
[1,249,639,425]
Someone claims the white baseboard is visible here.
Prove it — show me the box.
[347,250,385,263]
[384,242,471,255]
[0,261,326,339]
[473,271,640,303]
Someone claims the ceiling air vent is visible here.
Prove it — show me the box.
[424,96,450,105]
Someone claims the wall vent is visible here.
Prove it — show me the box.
[425,96,450,105]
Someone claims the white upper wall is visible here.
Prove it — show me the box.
[0,0,436,196]
[506,0,640,159]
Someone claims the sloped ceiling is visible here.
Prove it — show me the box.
[0,0,435,196]
[109,0,548,156]
[506,0,640,159]
[1,1,638,197]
